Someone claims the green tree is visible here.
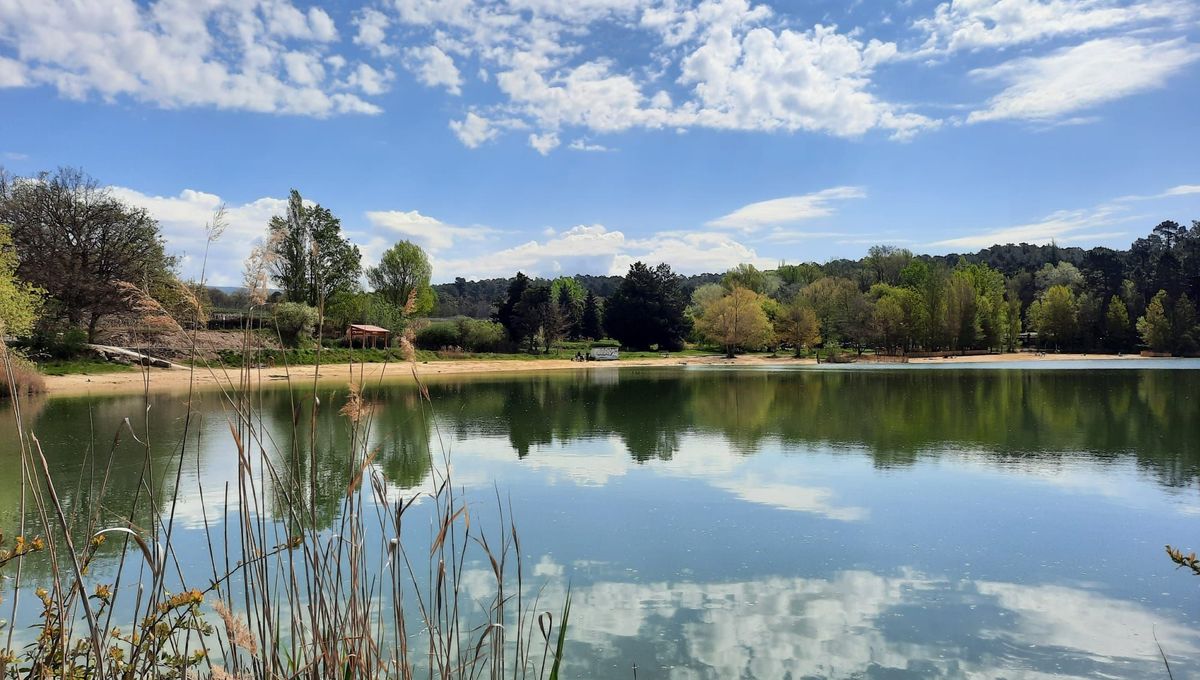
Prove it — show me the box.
[1004,294,1022,352]
[722,264,778,296]
[0,167,177,340]
[1137,290,1173,352]
[865,245,913,286]
[872,295,906,352]
[1173,293,1198,354]
[943,272,978,350]
[1104,295,1132,351]
[273,302,318,347]
[367,240,434,316]
[777,298,821,356]
[580,290,603,340]
[0,224,42,336]
[550,277,585,338]
[603,262,691,350]
[1029,285,1078,349]
[695,287,774,357]
[497,272,531,342]
[513,284,564,353]
[268,189,362,307]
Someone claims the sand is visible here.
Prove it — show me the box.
[37,351,1162,398]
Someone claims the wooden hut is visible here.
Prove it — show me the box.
[346,324,391,348]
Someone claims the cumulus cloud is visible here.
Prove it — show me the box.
[377,0,938,150]
[364,209,495,251]
[108,187,289,287]
[406,45,463,94]
[707,186,867,232]
[0,0,383,117]
[450,112,501,147]
[432,224,772,280]
[967,37,1199,124]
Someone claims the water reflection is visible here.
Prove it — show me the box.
[499,563,1199,679]
[2,365,1199,678]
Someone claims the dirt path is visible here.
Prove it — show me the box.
[37,351,1163,398]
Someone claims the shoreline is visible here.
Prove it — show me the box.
[36,351,1166,398]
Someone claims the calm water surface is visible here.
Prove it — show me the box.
[3,361,1200,678]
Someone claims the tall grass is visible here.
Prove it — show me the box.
[0,313,570,678]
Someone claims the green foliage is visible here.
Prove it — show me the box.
[722,263,778,295]
[1035,262,1084,294]
[603,262,691,351]
[0,224,43,337]
[695,287,774,357]
[777,297,821,355]
[367,240,435,315]
[273,302,318,347]
[1029,285,1078,348]
[1137,290,1173,352]
[414,318,511,353]
[38,359,136,376]
[1172,294,1198,354]
[1104,295,1132,350]
[268,189,362,307]
[580,290,602,340]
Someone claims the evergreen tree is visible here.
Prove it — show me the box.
[497,272,531,342]
[603,262,690,350]
[581,290,602,340]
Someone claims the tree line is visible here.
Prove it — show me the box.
[466,221,1200,356]
[0,166,1197,359]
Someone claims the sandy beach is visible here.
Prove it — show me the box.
[37,351,1163,397]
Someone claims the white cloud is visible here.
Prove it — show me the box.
[431,224,771,280]
[924,181,1192,250]
[914,0,1185,54]
[377,0,937,150]
[707,186,867,232]
[967,37,1199,124]
[1162,184,1200,197]
[406,45,463,94]
[354,9,394,57]
[2,151,29,161]
[514,569,1200,679]
[345,63,392,96]
[0,0,382,117]
[568,139,613,152]
[108,186,288,287]
[364,209,495,251]
[449,112,500,147]
[528,131,560,155]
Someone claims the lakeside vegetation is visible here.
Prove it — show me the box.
[1,166,1198,383]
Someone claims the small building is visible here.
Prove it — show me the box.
[589,346,619,361]
[346,324,391,348]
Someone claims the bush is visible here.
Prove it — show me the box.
[22,326,89,360]
[1,348,46,398]
[459,318,508,352]
[273,302,318,348]
[414,318,511,353]
[414,321,461,351]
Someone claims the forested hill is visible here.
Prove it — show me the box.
[431,230,1189,320]
[433,273,723,317]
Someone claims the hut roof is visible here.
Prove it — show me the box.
[347,324,391,333]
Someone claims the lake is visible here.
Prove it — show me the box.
[3,361,1200,678]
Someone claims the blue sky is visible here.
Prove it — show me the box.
[1,0,1198,285]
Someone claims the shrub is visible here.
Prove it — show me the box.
[273,302,317,347]
[459,318,508,352]
[1,347,46,398]
[414,321,461,350]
